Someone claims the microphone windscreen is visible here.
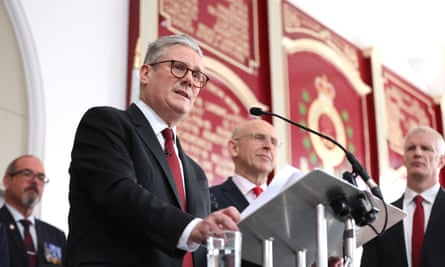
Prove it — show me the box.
[249,107,263,116]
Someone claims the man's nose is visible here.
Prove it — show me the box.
[413,146,423,155]
[182,69,194,87]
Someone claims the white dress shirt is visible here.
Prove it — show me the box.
[231,174,267,203]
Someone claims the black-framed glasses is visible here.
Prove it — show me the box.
[9,169,49,184]
[149,60,209,88]
[233,133,281,148]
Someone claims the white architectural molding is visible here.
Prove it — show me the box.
[3,0,45,159]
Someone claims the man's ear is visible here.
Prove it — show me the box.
[227,139,238,157]
[2,175,10,190]
[139,64,150,84]
[439,154,445,168]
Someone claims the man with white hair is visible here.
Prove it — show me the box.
[361,126,445,267]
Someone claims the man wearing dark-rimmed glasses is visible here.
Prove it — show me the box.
[149,60,209,89]
[0,154,66,267]
[67,34,240,267]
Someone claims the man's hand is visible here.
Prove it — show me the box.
[189,206,240,244]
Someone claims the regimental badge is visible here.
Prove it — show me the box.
[307,75,347,173]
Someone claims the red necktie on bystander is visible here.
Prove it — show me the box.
[252,186,263,197]
[20,219,36,267]
[412,195,424,267]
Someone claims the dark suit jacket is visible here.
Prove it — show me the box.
[0,206,66,267]
[66,104,210,267]
[360,187,445,267]
[0,220,9,267]
[210,178,259,267]
[210,177,249,212]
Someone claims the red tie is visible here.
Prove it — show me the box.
[412,195,424,267]
[20,219,36,267]
[252,186,263,197]
[162,128,193,267]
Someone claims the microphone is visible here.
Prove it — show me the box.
[250,107,384,200]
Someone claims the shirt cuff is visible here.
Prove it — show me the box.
[177,218,202,251]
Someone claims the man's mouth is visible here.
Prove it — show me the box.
[174,89,190,99]
[25,186,39,194]
[411,161,424,167]
[257,154,272,161]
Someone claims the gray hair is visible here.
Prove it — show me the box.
[143,34,203,64]
[404,126,445,156]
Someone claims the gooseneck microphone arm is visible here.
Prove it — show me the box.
[250,107,384,200]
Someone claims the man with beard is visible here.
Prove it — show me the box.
[0,155,66,267]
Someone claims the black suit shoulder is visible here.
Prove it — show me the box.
[210,178,249,212]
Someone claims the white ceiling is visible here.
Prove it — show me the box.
[292,0,445,98]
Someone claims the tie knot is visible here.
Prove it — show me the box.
[162,128,174,141]
[252,186,263,197]
[19,219,31,229]
[414,195,423,205]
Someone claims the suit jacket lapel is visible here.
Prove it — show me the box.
[127,104,184,209]
[423,188,445,253]
[222,178,249,211]
[425,188,445,232]
[391,196,409,264]
[35,220,45,264]
[179,146,196,212]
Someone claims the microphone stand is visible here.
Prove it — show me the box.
[250,107,388,265]
[343,217,356,267]
[252,108,383,200]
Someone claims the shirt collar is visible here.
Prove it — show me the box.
[135,100,177,140]
[5,203,36,225]
[405,182,440,204]
[231,175,267,195]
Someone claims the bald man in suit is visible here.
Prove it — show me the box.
[210,119,278,213]
[210,119,278,267]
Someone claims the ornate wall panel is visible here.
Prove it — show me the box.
[279,1,374,180]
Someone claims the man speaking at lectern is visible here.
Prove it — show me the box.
[361,126,445,267]
[66,34,240,267]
